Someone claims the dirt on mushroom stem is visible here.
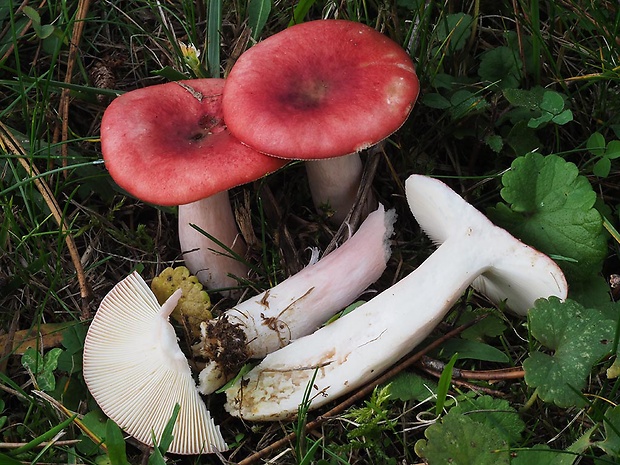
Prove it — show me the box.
[195,315,251,377]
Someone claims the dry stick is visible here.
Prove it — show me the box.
[0,122,92,318]
[58,0,91,170]
[0,440,80,449]
[236,316,485,465]
[418,355,525,381]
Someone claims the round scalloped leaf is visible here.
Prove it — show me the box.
[449,395,524,444]
[415,412,511,464]
[523,297,614,408]
[488,153,607,282]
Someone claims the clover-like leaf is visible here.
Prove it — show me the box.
[449,396,525,444]
[488,153,608,282]
[415,411,511,464]
[21,347,63,392]
[528,91,573,128]
[523,297,614,407]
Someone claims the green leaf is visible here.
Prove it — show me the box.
[288,0,317,26]
[415,412,511,464]
[152,66,189,81]
[593,157,612,178]
[434,13,473,54]
[206,0,222,78]
[539,91,566,114]
[449,396,525,444]
[247,0,271,40]
[21,347,63,391]
[77,410,107,456]
[457,309,507,341]
[487,153,608,282]
[22,5,41,25]
[503,87,544,110]
[449,89,489,120]
[510,444,574,465]
[528,91,572,128]
[568,274,613,307]
[9,414,76,456]
[105,420,130,465]
[422,93,451,109]
[523,297,614,407]
[0,452,24,465]
[387,372,437,402]
[438,339,509,363]
[551,109,573,125]
[485,134,504,153]
[57,324,87,374]
[478,46,522,89]
[527,112,553,128]
[606,140,620,159]
[435,353,458,416]
[149,404,180,462]
[597,405,620,456]
[505,121,541,156]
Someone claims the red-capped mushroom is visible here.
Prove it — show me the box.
[101,79,286,294]
[222,19,419,224]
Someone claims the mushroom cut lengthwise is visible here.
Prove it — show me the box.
[225,175,568,421]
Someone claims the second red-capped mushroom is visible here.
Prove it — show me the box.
[222,19,419,224]
[101,79,286,294]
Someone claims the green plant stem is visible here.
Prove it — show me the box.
[520,388,539,413]
[9,414,76,456]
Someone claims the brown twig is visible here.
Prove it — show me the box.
[236,316,486,465]
[58,0,91,170]
[0,121,92,317]
[418,355,525,381]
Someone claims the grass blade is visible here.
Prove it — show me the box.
[248,0,271,40]
[435,353,458,417]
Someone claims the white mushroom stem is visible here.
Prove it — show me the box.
[305,154,376,225]
[224,174,568,421]
[178,191,249,296]
[197,204,396,394]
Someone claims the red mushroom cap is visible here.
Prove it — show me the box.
[222,20,420,160]
[101,79,286,206]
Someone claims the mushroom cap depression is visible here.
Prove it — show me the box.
[83,272,228,454]
[101,79,286,206]
[222,20,420,160]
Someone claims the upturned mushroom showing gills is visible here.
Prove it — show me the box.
[222,19,419,224]
[197,204,396,394]
[224,175,568,421]
[100,79,287,295]
[83,272,228,454]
